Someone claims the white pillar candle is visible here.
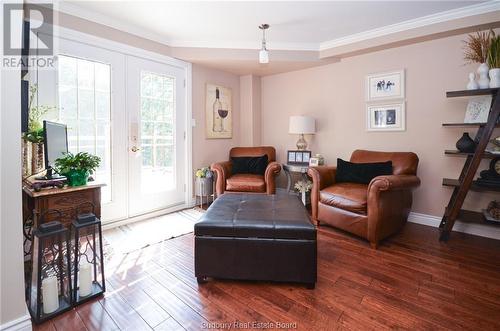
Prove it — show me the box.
[78,262,93,297]
[42,276,59,314]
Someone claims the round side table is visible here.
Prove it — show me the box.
[283,164,310,193]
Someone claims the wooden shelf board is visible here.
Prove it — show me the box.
[457,209,500,226]
[442,123,500,128]
[446,88,499,98]
[442,178,500,192]
[444,150,498,159]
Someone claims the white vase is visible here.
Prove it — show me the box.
[466,72,479,90]
[477,63,490,89]
[489,68,500,88]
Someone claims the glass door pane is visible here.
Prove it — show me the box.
[57,55,112,202]
[140,71,175,194]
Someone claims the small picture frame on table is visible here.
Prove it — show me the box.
[287,150,311,165]
[309,157,319,166]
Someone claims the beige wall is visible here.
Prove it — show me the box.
[239,75,262,146]
[192,64,241,170]
[261,32,499,217]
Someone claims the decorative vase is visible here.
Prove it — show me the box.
[466,72,479,90]
[489,68,500,88]
[31,142,44,174]
[66,169,89,186]
[477,63,490,89]
[301,191,307,205]
[456,133,476,153]
[22,139,31,177]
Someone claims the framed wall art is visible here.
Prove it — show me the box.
[366,70,405,101]
[366,103,406,131]
[464,96,492,123]
[206,83,232,139]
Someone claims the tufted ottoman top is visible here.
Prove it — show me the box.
[195,193,316,240]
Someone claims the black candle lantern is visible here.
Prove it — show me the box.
[28,211,72,324]
[71,203,105,305]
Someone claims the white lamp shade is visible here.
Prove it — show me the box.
[289,115,316,134]
[259,49,269,64]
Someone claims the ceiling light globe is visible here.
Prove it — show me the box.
[259,49,269,64]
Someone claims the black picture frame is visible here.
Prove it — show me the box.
[287,150,311,165]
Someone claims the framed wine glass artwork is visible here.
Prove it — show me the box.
[206,83,232,139]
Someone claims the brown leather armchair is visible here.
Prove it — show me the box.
[211,146,281,196]
[308,150,420,248]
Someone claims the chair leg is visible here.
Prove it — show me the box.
[370,241,378,249]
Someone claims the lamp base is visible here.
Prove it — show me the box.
[296,134,308,150]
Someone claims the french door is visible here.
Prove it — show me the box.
[57,38,128,222]
[53,36,189,223]
[126,56,186,217]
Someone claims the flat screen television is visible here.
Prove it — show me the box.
[35,121,68,180]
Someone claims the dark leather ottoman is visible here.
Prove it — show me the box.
[194,193,317,289]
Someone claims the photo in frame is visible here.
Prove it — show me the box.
[464,96,492,123]
[366,103,406,131]
[366,70,405,101]
[309,157,319,166]
[287,150,312,165]
[206,83,232,139]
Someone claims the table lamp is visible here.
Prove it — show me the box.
[289,115,315,150]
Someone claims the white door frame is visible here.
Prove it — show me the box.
[52,25,193,226]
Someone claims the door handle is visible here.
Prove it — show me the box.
[131,146,140,153]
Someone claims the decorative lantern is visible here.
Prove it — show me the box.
[28,212,72,324]
[71,203,105,305]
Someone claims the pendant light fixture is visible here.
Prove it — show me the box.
[259,24,270,64]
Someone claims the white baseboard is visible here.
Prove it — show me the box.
[102,200,196,231]
[0,313,32,331]
[408,212,500,240]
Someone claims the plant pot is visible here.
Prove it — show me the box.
[65,169,89,187]
[22,139,31,177]
[489,68,500,88]
[456,133,476,153]
[477,63,490,89]
[31,142,44,174]
[195,177,213,196]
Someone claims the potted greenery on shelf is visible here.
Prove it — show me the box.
[488,33,500,88]
[463,30,494,89]
[54,152,101,187]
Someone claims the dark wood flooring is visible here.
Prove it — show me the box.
[34,222,500,330]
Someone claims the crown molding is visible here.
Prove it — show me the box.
[55,1,173,47]
[319,1,500,51]
[168,40,318,51]
[54,1,500,54]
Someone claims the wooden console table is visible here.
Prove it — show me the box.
[22,181,105,256]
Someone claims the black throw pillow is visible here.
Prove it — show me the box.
[335,158,393,184]
[231,155,269,175]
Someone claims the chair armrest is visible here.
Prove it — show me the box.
[307,166,337,191]
[264,161,281,194]
[368,175,420,192]
[211,161,232,195]
[307,166,336,222]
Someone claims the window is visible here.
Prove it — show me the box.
[140,71,175,193]
[57,55,112,202]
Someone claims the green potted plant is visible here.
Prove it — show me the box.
[487,34,500,88]
[54,152,101,186]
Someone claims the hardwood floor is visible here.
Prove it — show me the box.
[34,222,500,330]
